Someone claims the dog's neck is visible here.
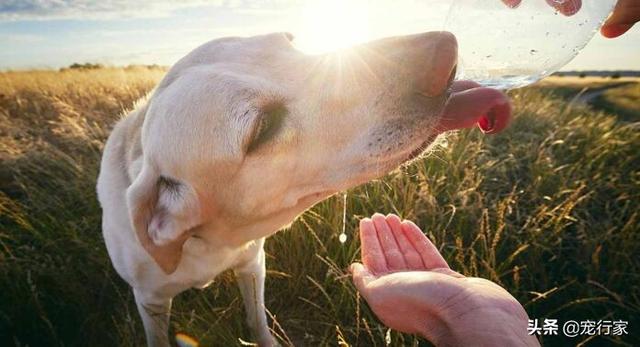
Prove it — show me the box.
[195,190,335,248]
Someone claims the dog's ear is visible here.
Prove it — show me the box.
[126,164,201,274]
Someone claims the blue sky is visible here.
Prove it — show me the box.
[1,0,638,71]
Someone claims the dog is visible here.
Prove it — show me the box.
[96,31,511,346]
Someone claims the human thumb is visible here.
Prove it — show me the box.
[350,263,376,293]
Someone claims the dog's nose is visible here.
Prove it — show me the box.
[415,31,458,97]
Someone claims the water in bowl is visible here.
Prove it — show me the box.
[444,0,616,89]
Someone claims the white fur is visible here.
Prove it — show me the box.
[97,31,456,346]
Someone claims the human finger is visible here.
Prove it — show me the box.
[401,220,450,270]
[386,214,426,270]
[372,213,406,271]
[359,218,388,274]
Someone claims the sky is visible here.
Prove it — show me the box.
[0,0,638,71]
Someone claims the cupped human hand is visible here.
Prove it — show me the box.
[350,214,540,346]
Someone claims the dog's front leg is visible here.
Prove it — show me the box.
[134,288,173,347]
[234,238,276,346]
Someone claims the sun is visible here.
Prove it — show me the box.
[295,0,372,54]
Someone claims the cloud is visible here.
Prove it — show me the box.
[0,32,44,44]
[0,0,262,21]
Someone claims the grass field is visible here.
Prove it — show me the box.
[1,68,639,346]
[593,83,640,122]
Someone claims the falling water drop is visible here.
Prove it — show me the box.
[339,192,347,244]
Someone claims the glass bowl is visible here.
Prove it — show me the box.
[444,0,617,89]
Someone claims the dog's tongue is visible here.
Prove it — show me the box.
[437,82,512,134]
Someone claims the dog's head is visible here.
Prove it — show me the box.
[126,32,511,273]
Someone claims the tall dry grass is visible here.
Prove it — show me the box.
[0,68,638,346]
[593,83,640,122]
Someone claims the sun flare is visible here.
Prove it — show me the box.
[295,0,372,54]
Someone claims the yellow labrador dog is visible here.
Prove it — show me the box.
[97,32,511,346]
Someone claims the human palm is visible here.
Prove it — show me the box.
[350,214,539,346]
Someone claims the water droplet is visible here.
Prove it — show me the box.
[340,192,348,245]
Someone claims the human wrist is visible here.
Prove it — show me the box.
[413,298,457,345]
[414,311,448,345]
[426,303,540,346]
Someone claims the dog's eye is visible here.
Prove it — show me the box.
[247,103,287,152]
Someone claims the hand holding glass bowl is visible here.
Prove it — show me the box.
[504,0,640,38]
[445,0,618,89]
[502,0,583,16]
